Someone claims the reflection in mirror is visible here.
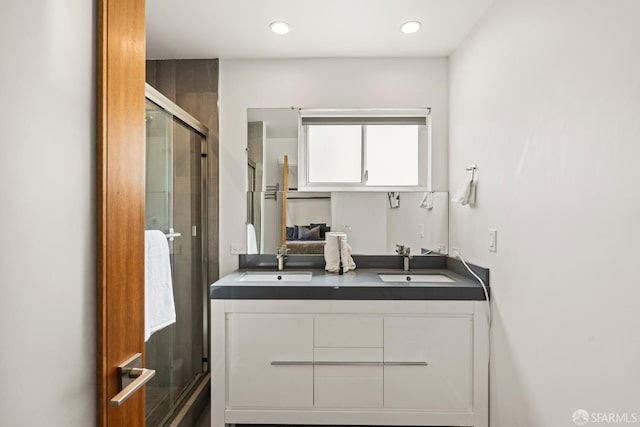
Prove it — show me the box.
[246,108,448,256]
[247,191,448,256]
[246,108,299,254]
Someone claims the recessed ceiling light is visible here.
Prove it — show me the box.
[270,21,290,35]
[401,21,421,34]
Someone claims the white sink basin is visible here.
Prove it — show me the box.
[237,272,313,282]
[378,273,455,283]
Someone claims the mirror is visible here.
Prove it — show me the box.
[246,108,448,256]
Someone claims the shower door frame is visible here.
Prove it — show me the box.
[145,83,211,424]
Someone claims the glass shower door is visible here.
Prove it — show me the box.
[144,99,207,425]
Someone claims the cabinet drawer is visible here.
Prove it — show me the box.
[314,347,383,363]
[314,365,383,408]
[314,316,382,347]
[228,315,313,408]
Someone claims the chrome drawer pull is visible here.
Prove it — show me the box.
[270,361,428,366]
[384,361,428,366]
[271,361,313,366]
[314,361,383,366]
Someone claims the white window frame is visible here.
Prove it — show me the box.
[298,108,432,192]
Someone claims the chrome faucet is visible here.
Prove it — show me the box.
[395,244,412,272]
[277,245,288,271]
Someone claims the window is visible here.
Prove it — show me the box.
[298,110,430,191]
[365,125,419,186]
[307,125,362,183]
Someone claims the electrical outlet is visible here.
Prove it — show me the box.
[230,244,244,255]
[488,229,497,252]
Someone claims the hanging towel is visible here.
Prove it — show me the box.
[451,178,477,206]
[468,179,477,205]
[324,232,356,273]
[145,230,176,342]
[246,223,258,254]
[420,192,434,209]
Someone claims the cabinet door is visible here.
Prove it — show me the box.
[384,317,473,410]
[313,348,383,408]
[228,315,313,408]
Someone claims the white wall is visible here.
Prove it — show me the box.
[386,192,449,254]
[0,1,95,426]
[331,193,388,255]
[219,58,449,275]
[286,199,331,228]
[331,192,450,255]
[264,137,298,188]
[449,1,640,425]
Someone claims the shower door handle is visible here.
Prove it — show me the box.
[109,353,156,407]
[164,227,182,241]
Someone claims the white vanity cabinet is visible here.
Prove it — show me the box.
[226,315,313,408]
[211,300,488,427]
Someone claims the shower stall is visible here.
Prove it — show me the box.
[144,84,210,426]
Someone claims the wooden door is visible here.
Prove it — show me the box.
[97,0,146,425]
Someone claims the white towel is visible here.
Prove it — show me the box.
[342,242,356,273]
[451,178,477,206]
[420,191,434,209]
[145,230,176,342]
[324,232,356,274]
[246,223,258,254]
[468,179,477,205]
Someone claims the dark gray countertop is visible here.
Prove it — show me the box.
[210,266,489,301]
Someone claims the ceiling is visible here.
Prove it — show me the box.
[146,0,494,59]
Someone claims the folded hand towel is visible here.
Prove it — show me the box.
[324,232,356,273]
[323,232,341,273]
[145,230,176,342]
[342,242,356,273]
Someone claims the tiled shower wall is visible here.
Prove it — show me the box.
[146,59,220,285]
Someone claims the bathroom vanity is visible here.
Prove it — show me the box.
[210,260,489,427]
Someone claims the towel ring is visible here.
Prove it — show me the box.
[466,164,477,180]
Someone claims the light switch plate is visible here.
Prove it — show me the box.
[488,229,497,252]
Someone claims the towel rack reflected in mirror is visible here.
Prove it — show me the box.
[164,227,181,241]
